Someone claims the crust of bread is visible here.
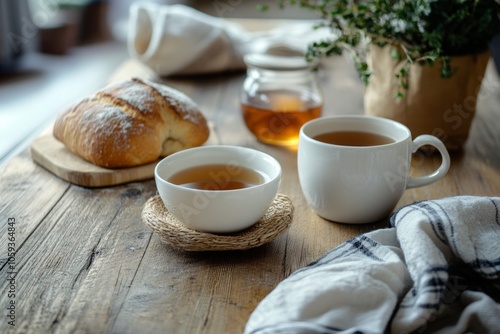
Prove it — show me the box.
[53,78,209,168]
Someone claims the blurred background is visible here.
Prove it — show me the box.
[0,0,320,166]
[3,0,499,72]
[1,0,320,72]
[0,0,499,166]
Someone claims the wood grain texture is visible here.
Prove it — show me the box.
[0,152,70,267]
[1,46,499,334]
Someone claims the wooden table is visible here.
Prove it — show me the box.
[1,49,499,333]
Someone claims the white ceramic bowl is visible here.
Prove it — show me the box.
[154,145,282,233]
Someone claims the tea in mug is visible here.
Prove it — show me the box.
[313,131,395,147]
[168,164,265,191]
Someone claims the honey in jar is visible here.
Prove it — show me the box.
[240,54,323,146]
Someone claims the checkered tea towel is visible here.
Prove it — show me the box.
[244,196,500,334]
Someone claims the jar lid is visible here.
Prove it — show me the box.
[243,53,313,71]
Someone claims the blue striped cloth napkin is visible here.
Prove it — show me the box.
[244,196,500,334]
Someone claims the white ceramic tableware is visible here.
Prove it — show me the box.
[155,145,282,233]
[298,115,450,224]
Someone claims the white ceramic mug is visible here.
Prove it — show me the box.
[298,116,451,224]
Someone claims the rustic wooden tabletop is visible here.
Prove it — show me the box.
[1,47,499,333]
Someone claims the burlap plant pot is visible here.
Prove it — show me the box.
[364,44,491,150]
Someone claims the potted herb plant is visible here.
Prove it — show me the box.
[268,0,500,149]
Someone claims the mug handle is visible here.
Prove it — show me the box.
[407,135,451,189]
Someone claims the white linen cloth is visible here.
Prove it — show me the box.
[127,3,331,76]
[245,196,500,334]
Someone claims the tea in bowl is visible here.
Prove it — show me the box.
[154,145,282,233]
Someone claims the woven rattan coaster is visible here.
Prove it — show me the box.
[141,194,294,251]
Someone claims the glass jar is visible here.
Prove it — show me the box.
[240,54,323,147]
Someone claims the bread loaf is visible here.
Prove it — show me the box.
[53,78,209,168]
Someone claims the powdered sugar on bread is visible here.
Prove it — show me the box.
[53,78,209,168]
[107,80,156,113]
[79,103,139,153]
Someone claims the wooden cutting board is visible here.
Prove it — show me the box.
[29,57,226,188]
[27,59,162,188]
[30,134,158,187]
